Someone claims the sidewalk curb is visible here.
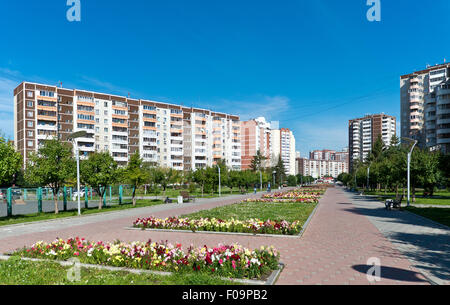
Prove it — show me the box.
[125,227,302,238]
[0,255,284,285]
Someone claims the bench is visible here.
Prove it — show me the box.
[180,191,196,203]
[385,194,403,210]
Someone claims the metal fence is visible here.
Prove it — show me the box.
[0,185,138,218]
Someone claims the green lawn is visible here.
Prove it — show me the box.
[182,201,317,226]
[0,257,234,285]
[0,199,163,227]
[405,207,450,227]
[365,189,450,206]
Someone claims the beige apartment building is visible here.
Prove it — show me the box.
[348,114,396,173]
[240,117,272,170]
[400,62,450,153]
[13,82,241,170]
[297,148,349,179]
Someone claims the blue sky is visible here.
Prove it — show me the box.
[1,0,450,156]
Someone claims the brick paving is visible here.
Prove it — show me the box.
[0,187,433,285]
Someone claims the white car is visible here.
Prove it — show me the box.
[72,191,85,201]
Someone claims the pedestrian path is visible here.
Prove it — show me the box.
[345,191,450,285]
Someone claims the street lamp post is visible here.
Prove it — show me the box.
[367,165,370,192]
[406,140,418,207]
[217,165,221,197]
[259,170,263,191]
[273,171,276,187]
[69,131,87,216]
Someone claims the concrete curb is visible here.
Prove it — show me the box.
[125,227,302,239]
[0,255,284,285]
[298,201,321,239]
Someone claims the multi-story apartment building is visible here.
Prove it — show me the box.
[270,128,296,176]
[13,82,241,170]
[348,114,396,172]
[401,63,450,153]
[240,117,272,170]
[297,158,347,179]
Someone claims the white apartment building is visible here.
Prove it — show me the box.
[297,158,347,179]
[349,114,396,172]
[270,128,296,176]
[401,62,450,153]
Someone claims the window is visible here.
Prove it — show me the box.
[27,111,33,118]
[95,127,100,133]
[27,131,33,137]
[27,140,33,147]
[104,128,109,132]
[104,102,108,107]
[26,91,33,98]
[27,101,33,107]
[104,119,108,124]
[104,110,108,115]
[27,121,34,128]
[96,118,100,123]
[95,109,99,115]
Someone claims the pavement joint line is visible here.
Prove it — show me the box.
[0,255,283,285]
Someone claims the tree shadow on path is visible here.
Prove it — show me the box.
[352,265,428,283]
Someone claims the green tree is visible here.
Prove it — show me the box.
[250,150,267,172]
[287,175,297,187]
[124,153,149,206]
[0,137,22,187]
[273,156,286,186]
[193,168,207,197]
[439,154,450,189]
[81,152,118,210]
[25,139,75,214]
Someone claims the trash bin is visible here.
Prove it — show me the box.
[177,196,183,204]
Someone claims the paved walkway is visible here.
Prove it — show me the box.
[0,187,444,285]
[345,192,450,285]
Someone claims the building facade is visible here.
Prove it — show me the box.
[348,114,396,172]
[13,82,241,170]
[297,158,347,179]
[269,128,296,176]
[297,148,349,179]
[240,117,272,170]
[401,63,450,153]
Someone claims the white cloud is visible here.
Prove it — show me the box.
[202,95,291,121]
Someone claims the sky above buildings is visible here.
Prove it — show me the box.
[1,0,450,156]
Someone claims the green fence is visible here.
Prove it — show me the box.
[0,185,141,218]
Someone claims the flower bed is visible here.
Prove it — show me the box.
[243,197,318,204]
[133,216,302,235]
[241,191,321,204]
[13,237,280,280]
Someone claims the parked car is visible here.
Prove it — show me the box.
[0,191,4,200]
[72,190,85,201]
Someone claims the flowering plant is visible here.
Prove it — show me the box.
[133,216,302,235]
[14,237,279,279]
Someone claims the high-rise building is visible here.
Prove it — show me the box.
[270,128,296,176]
[400,63,450,153]
[240,117,272,170]
[13,82,241,170]
[348,114,396,172]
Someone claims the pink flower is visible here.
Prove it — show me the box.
[232,260,236,270]
[74,252,80,256]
